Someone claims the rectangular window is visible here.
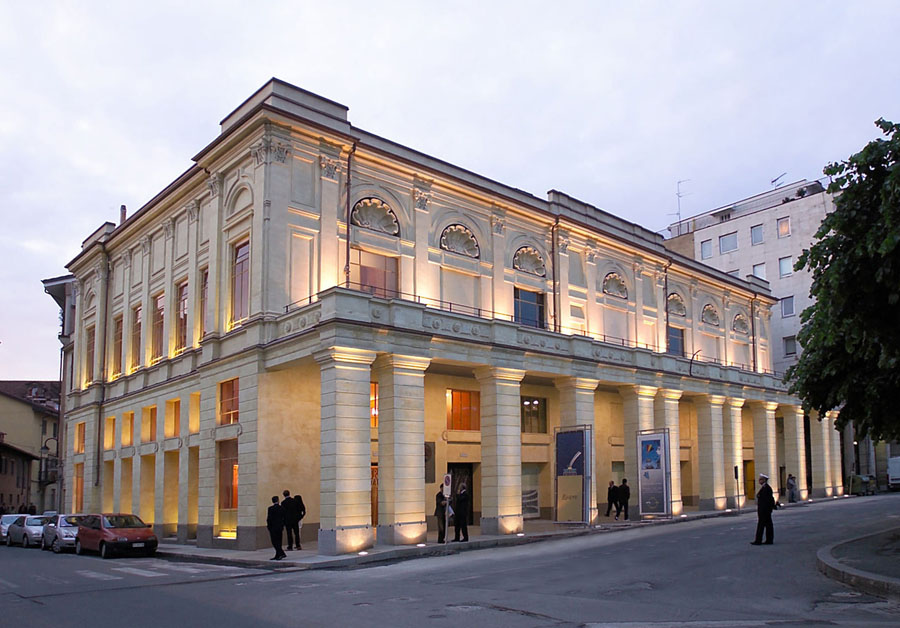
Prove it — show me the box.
[514,287,545,329]
[217,439,239,537]
[521,397,547,434]
[752,263,766,280]
[783,336,797,356]
[84,326,95,385]
[219,378,240,425]
[666,326,685,358]
[779,256,793,277]
[151,293,165,363]
[104,416,116,450]
[230,241,250,327]
[350,248,399,298]
[781,296,795,317]
[370,382,378,428]
[130,305,142,371]
[122,412,134,447]
[142,406,157,443]
[700,239,712,260]
[199,268,209,339]
[446,389,480,431]
[165,399,181,439]
[112,315,123,378]
[750,224,764,245]
[73,463,84,513]
[42,419,47,435]
[74,422,86,454]
[175,281,188,354]
[777,216,791,238]
[719,232,738,254]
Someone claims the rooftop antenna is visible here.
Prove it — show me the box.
[771,172,787,187]
[674,179,691,236]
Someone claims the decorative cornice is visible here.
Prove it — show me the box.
[557,231,570,253]
[319,155,340,180]
[252,136,291,166]
[186,200,199,223]
[413,188,431,211]
[164,217,175,240]
[140,236,151,256]
[122,250,132,268]
[490,213,505,236]
[206,174,221,198]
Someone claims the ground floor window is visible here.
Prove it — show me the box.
[521,397,547,433]
[217,439,238,538]
[446,389,480,431]
[522,463,542,518]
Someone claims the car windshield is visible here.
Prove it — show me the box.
[59,516,81,527]
[103,515,146,529]
[26,517,49,526]
[1,515,19,525]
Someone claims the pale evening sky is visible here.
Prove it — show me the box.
[1,0,898,380]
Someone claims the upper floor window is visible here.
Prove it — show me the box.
[777,217,791,238]
[666,326,685,358]
[783,336,797,356]
[752,263,766,280]
[446,389,480,431]
[175,281,188,354]
[778,256,793,278]
[84,326,95,385]
[719,232,738,254]
[219,378,240,425]
[150,293,165,364]
[112,315,123,378]
[521,397,547,433]
[781,296,795,317]
[750,224,764,245]
[230,241,250,327]
[514,287,545,329]
[199,268,209,339]
[350,248,398,298]
[700,239,712,260]
[74,422,86,454]
[130,305,142,371]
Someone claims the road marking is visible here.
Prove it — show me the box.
[150,563,206,574]
[75,570,123,581]
[110,567,166,578]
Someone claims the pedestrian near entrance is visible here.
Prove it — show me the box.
[266,495,287,560]
[751,473,775,545]
[605,480,619,517]
[434,488,448,543]
[616,478,630,521]
[282,490,302,550]
[452,483,469,542]
[786,474,797,503]
[295,492,306,542]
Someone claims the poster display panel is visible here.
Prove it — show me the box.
[637,430,670,517]
[555,427,590,523]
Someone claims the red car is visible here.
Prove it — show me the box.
[75,513,158,559]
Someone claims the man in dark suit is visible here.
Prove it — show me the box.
[751,473,776,545]
[452,483,469,542]
[605,480,619,517]
[434,488,448,544]
[616,478,630,521]
[282,490,301,551]
[295,492,306,546]
[266,495,287,560]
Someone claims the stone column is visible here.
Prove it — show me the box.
[475,366,526,535]
[620,385,658,487]
[654,389,683,515]
[695,395,727,510]
[783,406,808,501]
[809,411,832,498]
[827,411,844,495]
[723,397,745,508]
[751,402,779,497]
[555,377,599,522]
[177,391,192,542]
[373,354,431,545]
[315,346,377,555]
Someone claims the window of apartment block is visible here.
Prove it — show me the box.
[151,293,165,363]
[750,224,764,245]
[74,422,86,454]
[666,326,685,358]
[219,378,239,425]
[122,411,134,447]
[370,382,378,428]
[446,389,480,431]
[84,326,95,385]
[514,287,545,329]
[783,336,797,356]
[112,315,123,377]
[104,416,116,450]
[777,216,791,238]
[700,239,712,259]
[130,305,142,371]
[230,241,250,327]
[73,463,84,513]
[175,281,188,354]
[521,397,547,433]
[165,399,181,438]
[781,296,795,317]
[778,256,793,278]
[199,268,209,339]
[217,439,239,537]
[752,263,766,280]
[350,248,399,298]
[718,232,738,254]
[142,406,157,443]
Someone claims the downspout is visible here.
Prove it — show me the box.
[94,243,111,488]
[343,142,358,287]
[750,296,758,372]
[551,217,559,332]
[55,342,65,513]
[663,257,672,352]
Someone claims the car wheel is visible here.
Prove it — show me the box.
[22,535,29,548]
[41,536,48,551]
[52,538,61,554]
[5,535,10,547]
[75,539,83,555]
[100,542,111,559]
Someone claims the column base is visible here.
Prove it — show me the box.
[376,521,427,546]
[725,495,744,509]
[318,524,374,555]
[698,497,728,511]
[480,514,523,535]
[670,499,684,516]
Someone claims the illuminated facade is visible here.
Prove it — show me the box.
[61,79,843,554]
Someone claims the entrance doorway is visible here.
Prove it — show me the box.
[744,460,756,499]
[371,463,378,526]
[447,463,473,525]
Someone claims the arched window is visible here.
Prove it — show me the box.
[350,198,400,236]
[701,304,720,327]
[667,293,687,317]
[602,272,628,299]
[439,224,480,258]
[512,246,546,277]
[732,313,750,335]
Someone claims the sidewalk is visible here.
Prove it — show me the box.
[817,525,900,601]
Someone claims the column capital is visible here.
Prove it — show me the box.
[658,388,683,401]
[750,400,779,413]
[825,410,840,421]
[725,397,746,408]
[554,376,600,392]
[696,394,727,407]
[785,405,805,419]
[619,384,658,399]
[372,353,431,373]
[314,346,377,366]
[474,366,526,383]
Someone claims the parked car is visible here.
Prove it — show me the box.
[6,515,50,547]
[75,513,158,559]
[42,514,83,553]
[1,514,22,542]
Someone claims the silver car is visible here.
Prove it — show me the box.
[0,514,20,542]
[6,515,50,547]
[41,514,83,553]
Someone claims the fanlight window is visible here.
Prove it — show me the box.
[350,198,400,236]
[667,293,687,317]
[732,313,750,335]
[440,224,480,259]
[513,246,546,277]
[602,272,628,299]
[701,304,720,327]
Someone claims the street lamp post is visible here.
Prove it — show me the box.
[40,437,59,513]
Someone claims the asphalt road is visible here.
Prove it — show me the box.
[2,493,898,627]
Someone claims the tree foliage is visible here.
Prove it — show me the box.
[786,119,900,441]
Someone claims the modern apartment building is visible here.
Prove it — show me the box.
[55,79,843,554]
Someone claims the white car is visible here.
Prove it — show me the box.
[42,514,83,553]
[6,515,50,547]
[0,514,20,542]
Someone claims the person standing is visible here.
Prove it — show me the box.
[434,487,448,544]
[605,480,619,517]
[786,474,797,503]
[295,492,306,546]
[616,478,630,521]
[282,490,301,551]
[266,495,287,560]
[452,483,469,542]
[751,473,776,545]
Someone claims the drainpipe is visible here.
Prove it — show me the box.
[344,142,358,287]
[750,296,758,372]
[94,243,111,488]
[663,258,672,352]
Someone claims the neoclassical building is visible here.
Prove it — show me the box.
[60,79,843,554]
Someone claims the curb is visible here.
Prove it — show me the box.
[816,527,900,601]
